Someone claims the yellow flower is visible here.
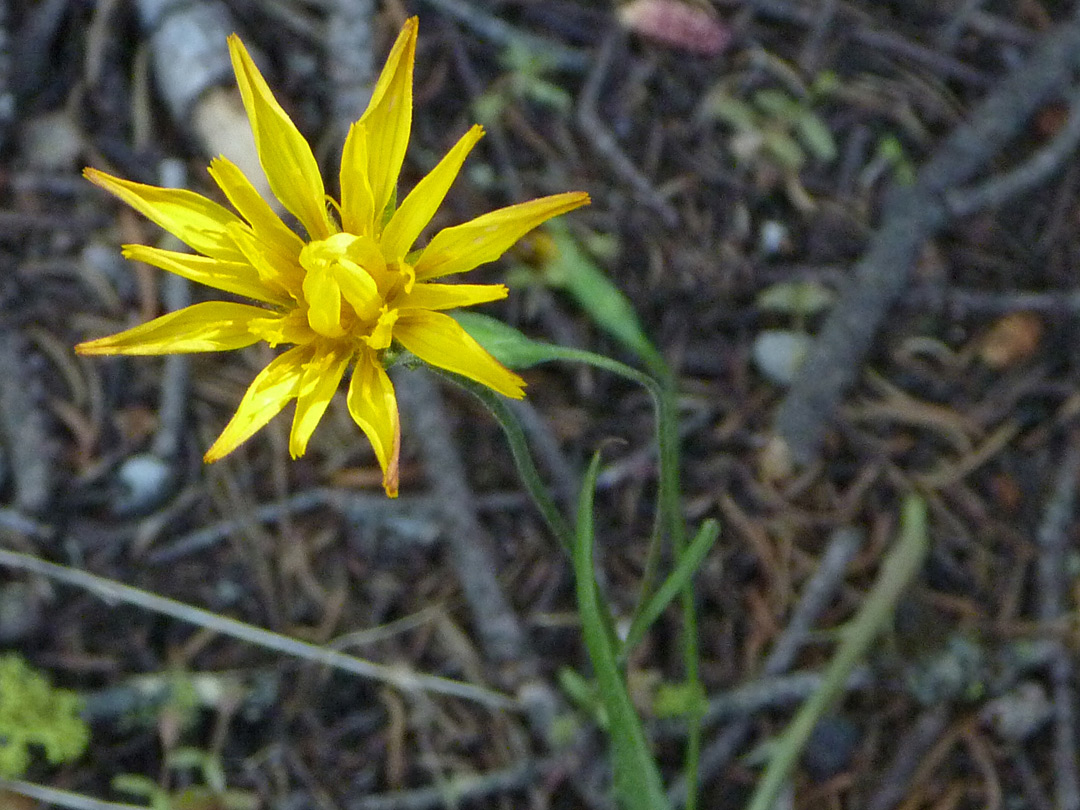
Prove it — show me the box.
[76,19,589,497]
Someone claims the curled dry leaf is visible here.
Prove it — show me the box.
[617,0,732,56]
[976,311,1043,369]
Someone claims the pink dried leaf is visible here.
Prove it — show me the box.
[617,0,731,56]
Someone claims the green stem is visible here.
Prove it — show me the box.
[426,337,703,807]
[429,368,575,553]
[575,453,672,810]
[655,368,702,810]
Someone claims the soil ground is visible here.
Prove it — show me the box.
[2,1,1080,809]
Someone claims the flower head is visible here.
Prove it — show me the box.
[77,19,589,497]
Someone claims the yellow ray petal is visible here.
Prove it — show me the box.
[358,18,417,227]
[207,156,305,262]
[395,282,507,311]
[381,125,484,260]
[248,308,318,347]
[228,222,305,295]
[122,244,291,306]
[204,344,311,462]
[337,234,387,320]
[290,344,353,457]
[395,310,525,398]
[85,168,247,263]
[347,351,401,497]
[345,233,388,275]
[335,259,381,323]
[75,301,271,356]
[340,121,376,236]
[228,34,332,240]
[413,192,591,280]
[360,307,399,351]
[302,263,344,337]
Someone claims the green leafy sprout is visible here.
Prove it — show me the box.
[0,653,89,778]
[700,72,839,172]
[113,747,258,810]
[472,41,572,127]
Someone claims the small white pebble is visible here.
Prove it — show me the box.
[981,682,1052,743]
[114,453,173,515]
[758,220,790,256]
[752,330,810,386]
[20,111,83,171]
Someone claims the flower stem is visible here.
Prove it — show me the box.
[429,368,575,552]
[426,337,705,807]
[654,366,703,810]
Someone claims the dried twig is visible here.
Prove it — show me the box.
[150,274,191,461]
[0,548,518,711]
[80,669,277,723]
[1035,441,1080,810]
[655,667,873,737]
[395,370,531,671]
[136,0,234,122]
[866,709,952,810]
[946,84,1080,217]
[0,325,53,513]
[107,162,196,515]
[904,284,1080,316]
[768,528,865,668]
[419,0,589,72]
[137,0,275,207]
[0,1,11,152]
[796,0,838,73]
[147,161,194,464]
[325,0,376,139]
[746,0,990,86]
[146,488,439,565]
[577,28,678,227]
[0,779,145,810]
[854,28,989,86]
[347,759,536,810]
[772,7,1080,468]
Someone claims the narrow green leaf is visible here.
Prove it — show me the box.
[699,91,759,130]
[746,495,930,810]
[756,280,835,317]
[575,453,672,810]
[557,666,602,718]
[112,774,160,799]
[451,311,564,369]
[753,89,802,119]
[795,113,838,163]
[544,225,666,375]
[653,680,708,720]
[762,129,806,170]
[620,519,720,661]
[518,77,573,112]
[452,312,662,398]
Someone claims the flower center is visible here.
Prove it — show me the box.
[297,233,383,337]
